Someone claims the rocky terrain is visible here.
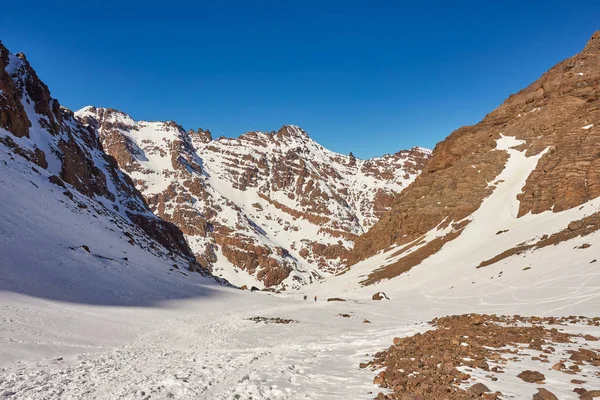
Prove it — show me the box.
[0,41,206,276]
[76,107,430,289]
[350,31,600,283]
[365,314,600,400]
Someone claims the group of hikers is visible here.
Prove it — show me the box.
[303,295,317,302]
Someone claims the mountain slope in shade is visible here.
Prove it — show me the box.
[348,31,600,283]
[76,107,430,289]
[0,42,216,303]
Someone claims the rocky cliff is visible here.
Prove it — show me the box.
[0,41,203,273]
[350,31,600,283]
[76,107,430,288]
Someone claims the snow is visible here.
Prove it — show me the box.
[583,124,594,129]
[75,107,429,289]
[1,227,598,400]
[1,132,599,399]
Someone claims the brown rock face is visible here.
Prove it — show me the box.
[0,44,31,138]
[351,31,600,269]
[188,128,212,143]
[78,107,430,288]
[0,42,198,266]
[127,212,197,263]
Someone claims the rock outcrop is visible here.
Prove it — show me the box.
[0,42,200,270]
[350,31,600,276]
[364,314,600,400]
[77,108,430,288]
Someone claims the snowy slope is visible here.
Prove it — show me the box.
[0,135,215,305]
[308,135,600,303]
[0,43,215,305]
[1,163,598,400]
[1,183,598,400]
[76,107,430,289]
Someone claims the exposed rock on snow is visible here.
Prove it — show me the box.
[364,314,600,400]
[371,292,389,300]
[76,107,430,289]
[517,370,546,384]
[0,43,199,267]
[247,316,298,324]
[532,388,558,400]
[351,31,600,273]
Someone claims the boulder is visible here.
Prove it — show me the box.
[517,370,545,383]
[469,382,490,396]
[372,292,389,300]
[579,390,600,400]
[533,388,558,400]
[48,175,66,188]
[568,220,584,231]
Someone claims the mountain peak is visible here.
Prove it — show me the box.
[274,125,309,140]
[76,106,135,126]
[583,30,600,53]
[351,29,600,279]
[188,128,212,143]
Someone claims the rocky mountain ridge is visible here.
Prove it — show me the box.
[350,31,600,284]
[76,106,430,288]
[0,41,206,275]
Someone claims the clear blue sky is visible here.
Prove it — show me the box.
[1,1,599,158]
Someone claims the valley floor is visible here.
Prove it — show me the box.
[0,289,413,400]
[1,264,599,400]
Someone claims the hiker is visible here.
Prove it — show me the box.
[303,295,307,301]
[314,295,317,302]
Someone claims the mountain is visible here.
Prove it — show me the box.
[75,107,430,289]
[348,31,600,284]
[2,31,600,400]
[0,42,217,304]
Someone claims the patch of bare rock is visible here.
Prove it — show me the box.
[518,370,545,383]
[362,314,600,400]
[533,388,558,400]
[372,292,389,300]
[247,316,298,324]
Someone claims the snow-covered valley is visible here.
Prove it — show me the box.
[2,132,600,397]
[2,29,600,400]
[1,236,599,400]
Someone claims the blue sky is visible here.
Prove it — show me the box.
[1,1,599,158]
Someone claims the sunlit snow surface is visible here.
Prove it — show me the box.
[1,136,599,399]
